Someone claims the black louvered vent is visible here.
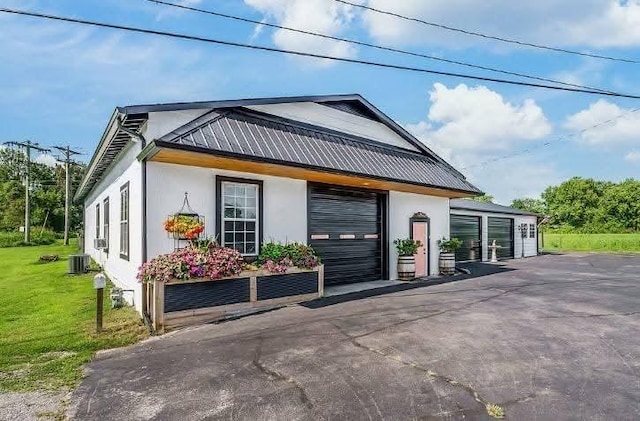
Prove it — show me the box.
[256,272,318,301]
[164,278,251,312]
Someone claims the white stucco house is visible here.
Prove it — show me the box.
[76,94,481,314]
[450,199,540,262]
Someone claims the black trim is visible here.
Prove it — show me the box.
[119,181,130,261]
[102,197,109,255]
[409,213,431,276]
[450,205,540,217]
[94,203,100,245]
[153,139,479,196]
[215,176,264,256]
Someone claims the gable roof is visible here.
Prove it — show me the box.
[450,199,541,216]
[152,108,480,194]
[76,94,478,201]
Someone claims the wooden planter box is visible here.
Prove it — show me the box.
[146,265,324,333]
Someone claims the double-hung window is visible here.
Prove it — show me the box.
[95,204,100,243]
[120,182,129,260]
[103,197,110,254]
[217,177,262,256]
[529,223,536,238]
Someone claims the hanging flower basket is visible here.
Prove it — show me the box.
[164,192,205,242]
[164,214,204,240]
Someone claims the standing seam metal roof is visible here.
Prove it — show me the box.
[157,109,481,194]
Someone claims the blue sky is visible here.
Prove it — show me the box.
[1,0,639,203]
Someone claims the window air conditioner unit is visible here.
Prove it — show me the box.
[94,238,108,250]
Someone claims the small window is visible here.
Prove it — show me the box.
[103,197,110,254]
[95,203,100,242]
[120,183,129,260]
[217,177,262,255]
[529,223,535,238]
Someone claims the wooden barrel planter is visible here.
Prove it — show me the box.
[397,255,416,280]
[439,252,455,276]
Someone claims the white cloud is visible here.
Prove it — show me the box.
[625,151,640,163]
[243,0,360,65]
[35,153,57,167]
[405,83,557,203]
[563,100,640,146]
[362,0,640,49]
[406,83,551,155]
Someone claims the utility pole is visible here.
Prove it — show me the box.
[4,141,50,243]
[53,145,81,246]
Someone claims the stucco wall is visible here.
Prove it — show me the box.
[450,209,538,260]
[388,192,450,277]
[145,162,308,259]
[83,141,143,312]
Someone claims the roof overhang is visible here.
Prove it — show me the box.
[74,110,148,202]
[138,140,479,199]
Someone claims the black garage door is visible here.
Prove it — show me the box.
[308,184,385,286]
[450,215,481,262]
[488,217,514,259]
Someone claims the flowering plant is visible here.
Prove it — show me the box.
[258,242,320,273]
[163,214,204,240]
[137,245,243,283]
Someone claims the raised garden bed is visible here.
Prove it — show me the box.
[146,265,324,332]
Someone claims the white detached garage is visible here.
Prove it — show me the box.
[449,199,540,262]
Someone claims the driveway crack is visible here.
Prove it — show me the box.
[332,322,505,419]
[252,340,314,410]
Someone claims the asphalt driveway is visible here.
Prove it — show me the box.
[70,253,640,420]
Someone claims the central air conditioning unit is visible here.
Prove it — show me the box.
[94,238,108,250]
[68,254,91,274]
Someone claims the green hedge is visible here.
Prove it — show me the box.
[544,233,640,252]
[0,231,58,248]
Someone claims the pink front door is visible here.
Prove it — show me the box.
[412,221,429,276]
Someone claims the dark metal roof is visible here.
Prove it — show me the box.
[117,93,463,176]
[450,199,540,216]
[77,94,478,202]
[156,109,481,194]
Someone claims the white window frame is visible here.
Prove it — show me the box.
[220,180,260,256]
[529,223,536,238]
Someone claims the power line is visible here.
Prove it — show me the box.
[3,140,50,243]
[3,7,640,99]
[145,0,615,94]
[460,107,640,170]
[53,145,82,245]
[333,0,640,65]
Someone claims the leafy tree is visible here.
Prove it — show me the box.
[510,198,545,215]
[470,193,494,203]
[542,177,612,230]
[0,147,85,233]
[598,179,640,232]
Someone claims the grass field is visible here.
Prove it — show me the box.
[0,241,148,391]
[543,233,640,253]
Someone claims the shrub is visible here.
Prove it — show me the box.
[0,231,57,248]
[393,238,422,256]
[137,245,244,283]
[438,237,462,253]
[258,241,320,272]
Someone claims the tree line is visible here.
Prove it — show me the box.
[508,177,640,233]
[0,147,85,233]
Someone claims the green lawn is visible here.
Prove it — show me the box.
[0,241,148,391]
[543,233,640,253]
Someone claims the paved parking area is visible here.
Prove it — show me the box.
[70,253,640,420]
